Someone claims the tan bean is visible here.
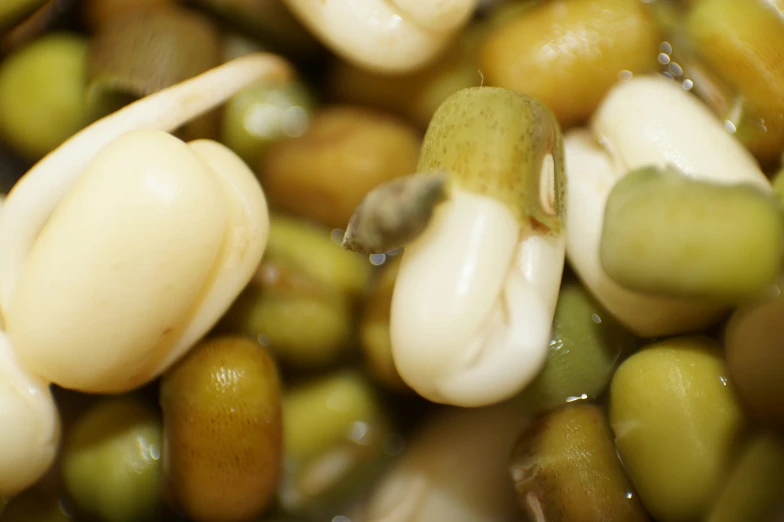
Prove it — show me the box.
[258,106,421,229]
[478,0,661,128]
[160,336,282,522]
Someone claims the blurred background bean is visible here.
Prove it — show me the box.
[706,432,784,522]
[221,214,371,369]
[279,370,396,517]
[609,337,748,522]
[0,32,89,161]
[325,24,484,129]
[81,0,180,30]
[515,280,638,413]
[725,281,784,429]
[221,77,316,169]
[682,0,784,166]
[0,0,46,30]
[258,106,421,229]
[366,402,528,522]
[160,336,282,522]
[478,0,661,129]
[510,403,649,522]
[61,396,163,522]
[85,5,221,140]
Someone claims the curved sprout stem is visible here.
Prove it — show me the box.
[0,53,294,313]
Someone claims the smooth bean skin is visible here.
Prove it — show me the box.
[706,433,784,522]
[609,337,747,522]
[725,283,784,428]
[61,396,163,522]
[280,370,394,515]
[510,403,650,522]
[600,166,784,303]
[222,214,371,368]
[258,106,421,229]
[478,0,660,128]
[160,336,282,522]
[517,281,637,413]
[6,130,229,393]
[685,0,784,164]
[0,33,90,161]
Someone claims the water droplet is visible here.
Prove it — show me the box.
[245,104,282,140]
[333,516,351,522]
[659,41,672,55]
[383,433,406,456]
[349,421,372,445]
[331,229,345,244]
[257,334,270,347]
[682,79,694,90]
[658,53,671,65]
[669,62,683,77]
[618,70,633,82]
[592,314,602,324]
[626,491,634,499]
[282,106,310,137]
[724,120,738,133]
[566,394,589,403]
[719,375,729,386]
[370,253,387,266]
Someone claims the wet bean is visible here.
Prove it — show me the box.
[510,403,650,522]
[609,337,747,522]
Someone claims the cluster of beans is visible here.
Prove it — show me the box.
[0,0,782,521]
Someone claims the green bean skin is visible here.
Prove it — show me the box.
[600,166,784,303]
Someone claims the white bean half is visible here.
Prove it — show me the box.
[565,75,771,338]
[0,54,291,393]
[281,0,477,73]
[391,188,562,407]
